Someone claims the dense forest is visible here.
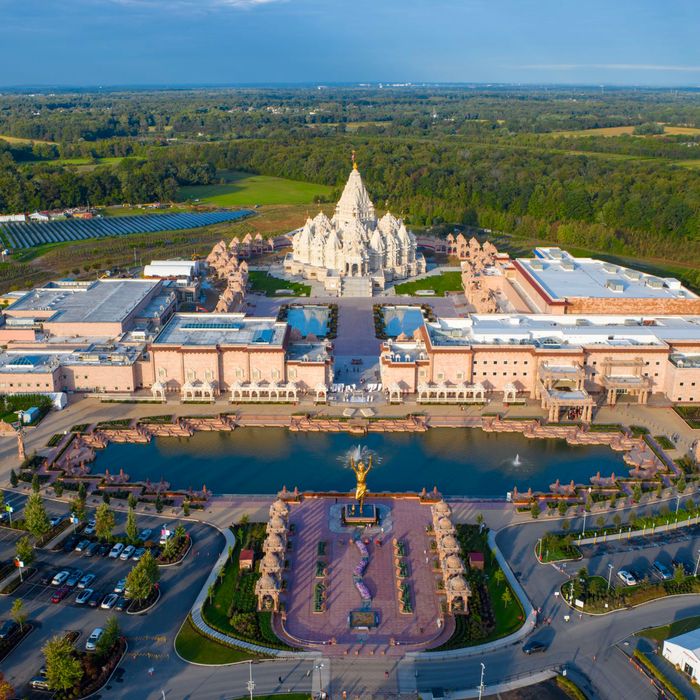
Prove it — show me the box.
[0,86,699,265]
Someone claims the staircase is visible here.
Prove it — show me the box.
[341,276,373,297]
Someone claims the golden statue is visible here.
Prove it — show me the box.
[350,455,372,511]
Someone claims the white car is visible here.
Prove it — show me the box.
[109,543,124,559]
[85,627,104,651]
[132,547,146,561]
[120,545,136,561]
[51,570,70,586]
[77,573,96,589]
[84,519,96,536]
[114,578,127,594]
[617,569,637,587]
[101,593,118,610]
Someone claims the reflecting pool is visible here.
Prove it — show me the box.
[91,427,625,497]
[287,305,329,337]
[383,306,425,337]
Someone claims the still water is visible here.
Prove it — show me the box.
[91,427,624,497]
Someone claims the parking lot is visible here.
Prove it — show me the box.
[0,490,224,695]
[577,524,700,588]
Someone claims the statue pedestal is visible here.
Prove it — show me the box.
[343,503,378,525]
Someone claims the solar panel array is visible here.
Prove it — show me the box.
[0,210,253,249]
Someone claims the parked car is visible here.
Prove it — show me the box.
[132,547,146,561]
[74,539,91,553]
[120,545,136,561]
[98,543,111,557]
[29,677,51,690]
[66,569,83,587]
[51,585,71,603]
[0,620,19,640]
[101,593,118,610]
[85,627,104,651]
[114,578,127,594]
[62,534,79,553]
[115,596,129,612]
[84,519,96,536]
[84,542,100,558]
[49,515,64,527]
[652,560,673,581]
[672,557,693,576]
[617,569,637,586]
[51,570,71,586]
[75,588,93,605]
[109,543,124,559]
[87,590,103,608]
[522,639,548,654]
[139,528,152,542]
[78,573,96,589]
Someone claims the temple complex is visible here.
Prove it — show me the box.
[284,160,425,296]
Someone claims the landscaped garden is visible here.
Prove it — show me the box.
[201,521,295,650]
[393,271,463,296]
[248,270,310,297]
[0,393,53,425]
[431,524,523,650]
[674,406,700,429]
[175,617,256,664]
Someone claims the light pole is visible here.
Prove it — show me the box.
[314,662,325,698]
[478,662,485,700]
[694,549,700,578]
[537,538,542,561]
[581,509,587,536]
[607,563,614,591]
[247,660,255,700]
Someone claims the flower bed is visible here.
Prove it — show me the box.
[354,579,371,601]
[313,582,326,613]
[317,540,326,556]
[398,582,413,614]
[0,567,36,594]
[315,560,326,578]
[127,584,160,614]
[157,534,191,565]
[394,540,407,557]
[0,623,33,663]
[68,637,127,700]
[36,519,72,548]
[397,560,409,579]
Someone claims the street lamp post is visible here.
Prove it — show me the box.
[478,662,485,700]
[247,660,255,700]
[581,509,587,536]
[607,563,614,591]
[537,538,542,561]
[694,549,700,578]
[314,662,325,698]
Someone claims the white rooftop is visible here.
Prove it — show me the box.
[665,628,700,659]
[518,248,696,301]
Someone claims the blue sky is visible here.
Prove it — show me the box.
[1,0,699,87]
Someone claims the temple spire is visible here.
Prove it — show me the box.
[352,149,357,170]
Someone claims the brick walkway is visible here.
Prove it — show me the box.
[278,497,454,656]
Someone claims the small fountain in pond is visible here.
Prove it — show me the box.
[513,453,521,467]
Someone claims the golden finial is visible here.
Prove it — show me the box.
[351,149,358,170]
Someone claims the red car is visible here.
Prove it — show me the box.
[51,585,71,604]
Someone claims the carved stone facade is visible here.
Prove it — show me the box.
[285,163,425,294]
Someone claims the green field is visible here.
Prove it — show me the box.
[248,271,310,297]
[175,617,256,664]
[393,271,463,296]
[178,171,334,206]
[639,615,700,643]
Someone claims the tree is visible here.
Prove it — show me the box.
[161,535,177,561]
[655,482,663,499]
[96,615,120,657]
[174,523,186,542]
[155,494,163,513]
[70,496,86,522]
[673,564,686,583]
[127,493,138,510]
[24,492,50,537]
[53,481,64,497]
[558,501,568,517]
[77,482,87,500]
[501,588,513,607]
[632,483,643,503]
[31,473,41,493]
[43,635,83,693]
[9,469,18,487]
[10,598,27,632]
[494,569,505,586]
[596,516,605,529]
[95,502,115,542]
[102,492,111,505]
[677,475,687,494]
[530,501,541,519]
[125,507,138,544]
[613,513,622,529]
[183,500,190,516]
[0,672,15,700]
[125,550,160,601]
[561,519,570,533]
[16,535,35,568]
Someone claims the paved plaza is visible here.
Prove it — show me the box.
[278,496,454,655]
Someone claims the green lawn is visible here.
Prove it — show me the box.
[248,271,310,297]
[178,171,334,206]
[639,615,700,643]
[393,271,463,296]
[175,617,256,664]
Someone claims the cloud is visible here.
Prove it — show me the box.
[518,63,700,73]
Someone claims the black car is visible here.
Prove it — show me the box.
[522,639,548,655]
[87,590,103,608]
[0,619,19,640]
[62,534,80,553]
[98,543,111,557]
[84,542,100,558]
[115,596,129,612]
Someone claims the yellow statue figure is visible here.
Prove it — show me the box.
[350,455,372,512]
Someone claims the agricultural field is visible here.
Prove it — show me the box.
[178,170,334,207]
[0,133,57,145]
[554,124,700,137]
